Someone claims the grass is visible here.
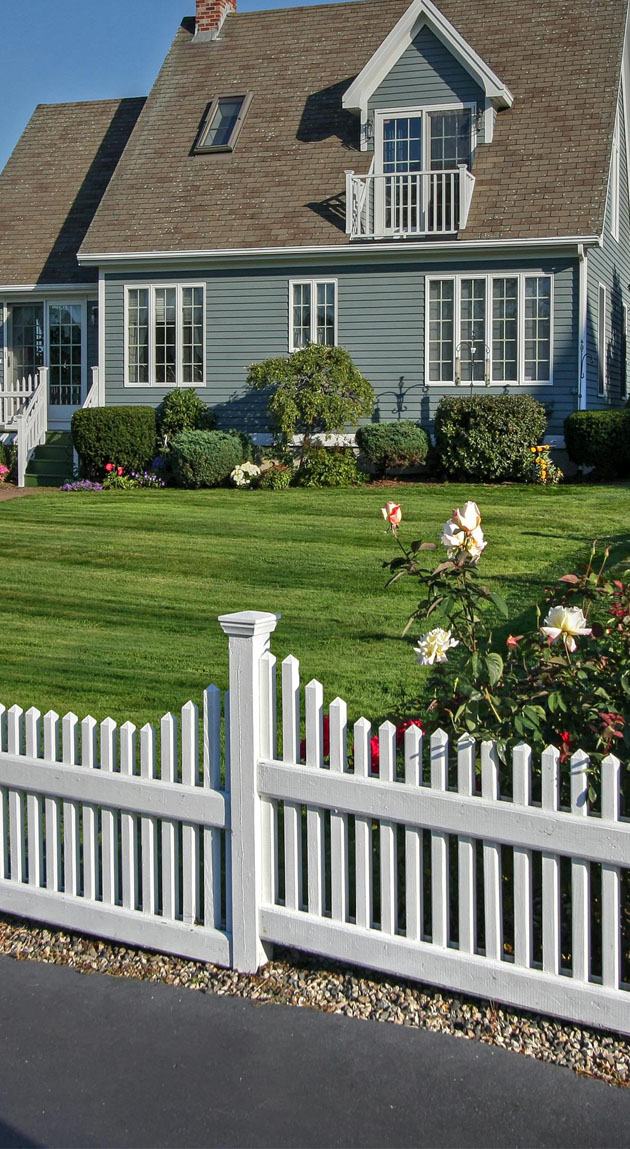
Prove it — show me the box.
[1,483,629,731]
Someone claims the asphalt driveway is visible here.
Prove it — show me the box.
[0,954,629,1148]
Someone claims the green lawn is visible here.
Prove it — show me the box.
[1,483,629,730]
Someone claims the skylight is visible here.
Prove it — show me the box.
[194,93,252,153]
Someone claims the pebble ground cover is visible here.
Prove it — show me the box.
[1,483,629,729]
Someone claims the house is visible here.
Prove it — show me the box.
[0,0,628,482]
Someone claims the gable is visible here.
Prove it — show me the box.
[368,26,484,115]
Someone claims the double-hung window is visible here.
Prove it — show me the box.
[427,273,552,385]
[289,280,337,351]
[126,285,205,386]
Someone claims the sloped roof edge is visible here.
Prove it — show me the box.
[342,0,513,115]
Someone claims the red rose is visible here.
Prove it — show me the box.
[395,718,423,747]
[104,463,114,473]
[117,467,124,476]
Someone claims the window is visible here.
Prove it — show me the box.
[125,285,205,387]
[623,303,628,399]
[611,109,620,242]
[377,106,473,174]
[598,284,607,396]
[289,280,337,351]
[429,110,472,171]
[194,94,253,153]
[426,274,553,385]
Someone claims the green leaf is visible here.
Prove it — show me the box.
[485,652,504,687]
[487,591,509,618]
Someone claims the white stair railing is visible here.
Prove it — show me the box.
[0,374,37,428]
[82,366,104,410]
[15,368,48,487]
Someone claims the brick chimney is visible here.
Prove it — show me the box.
[194,0,236,39]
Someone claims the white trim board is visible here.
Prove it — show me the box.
[341,0,513,121]
[77,236,601,269]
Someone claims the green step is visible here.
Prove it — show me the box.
[25,458,73,479]
[23,474,65,488]
[30,444,73,463]
[45,431,73,446]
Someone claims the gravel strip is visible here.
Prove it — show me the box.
[0,912,628,1088]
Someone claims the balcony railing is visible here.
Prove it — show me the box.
[345,165,475,240]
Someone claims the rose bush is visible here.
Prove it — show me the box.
[382,501,630,782]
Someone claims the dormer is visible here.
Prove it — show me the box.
[343,0,512,241]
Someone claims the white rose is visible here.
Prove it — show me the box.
[541,605,592,653]
[413,628,459,666]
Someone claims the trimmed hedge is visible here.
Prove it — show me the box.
[157,389,216,440]
[434,395,547,482]
[356,421,429,476]
[564,410,630,478]
[72,407,158,480]
[170,430,244,488]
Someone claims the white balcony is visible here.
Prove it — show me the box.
[345,165,475,240]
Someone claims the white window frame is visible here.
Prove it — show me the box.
[374,103,478,176]
[424,272,554,387]
[598,282,607,397]
[288,279,338,352]
[623,302,628,399]
[124,283,206,388]
[610,108,620,243]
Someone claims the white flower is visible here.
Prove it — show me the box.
[541,605,592,653]
[441,500,486,562]
[413,628,459,666]
[231,462,261,488]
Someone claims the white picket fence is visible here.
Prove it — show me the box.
[0,610,629,1037]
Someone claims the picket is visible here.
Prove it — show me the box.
[0,608,629,1038]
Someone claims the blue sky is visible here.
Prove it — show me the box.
[0,0,354,172]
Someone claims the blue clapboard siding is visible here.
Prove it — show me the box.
[586,85,630,409]
[86,301,98,374]
[368,26,485,136]
[103,254,578,438]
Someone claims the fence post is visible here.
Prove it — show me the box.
[218,609,280,973]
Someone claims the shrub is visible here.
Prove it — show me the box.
[246,344,374,466]
[170,430,244,489]
[356,421,430,476]
[0,441,7,468]
[71,407,157,480]
[259,465,292,490]
[564,410,630,478]
[157,389,216,440]
[295,446,367,487]
[229,430,256,463]
[434,395,547,482]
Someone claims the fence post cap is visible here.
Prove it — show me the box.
[218,610,280,638]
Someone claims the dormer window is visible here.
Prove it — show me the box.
[194,93,252,153]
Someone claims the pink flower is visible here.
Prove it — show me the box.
[370,735,380,774]
[381,501,402,529]
[104,463,114,473]
[117,467,124,477]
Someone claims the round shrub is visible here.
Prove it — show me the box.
[157,389,216,440]
[295,446,367,487]
[434,395,547,482]
[71,407,158,481]
[259,465,292,490]
[170,430,244,489]
[356,421,430,476]
[564,410,630,478]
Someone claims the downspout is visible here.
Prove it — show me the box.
[577,243,588,409]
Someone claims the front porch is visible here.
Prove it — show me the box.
[0,367,102,486]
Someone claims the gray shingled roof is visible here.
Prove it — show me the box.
[0,98,145,285]
[79,0,627,256]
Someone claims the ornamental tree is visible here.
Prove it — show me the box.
[246,344,374,463]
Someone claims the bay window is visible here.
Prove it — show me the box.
[125,284,205,386]
[426,273,552,385]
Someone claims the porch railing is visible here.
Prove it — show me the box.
[0,374,39,429]
[14,369,48,487]
[82,366,104,410]
[345,164,475,239]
